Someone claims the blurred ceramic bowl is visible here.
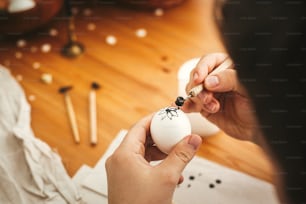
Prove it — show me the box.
[0,0,63,35]
[115,0,186,9]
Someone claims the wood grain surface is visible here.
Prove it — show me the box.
[0,0,274,183]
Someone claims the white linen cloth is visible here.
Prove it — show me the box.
[0,65,83,203]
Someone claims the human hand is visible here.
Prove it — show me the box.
[105,114,202,204]
[181,53,258,141]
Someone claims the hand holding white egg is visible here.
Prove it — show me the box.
[150,107,191,154]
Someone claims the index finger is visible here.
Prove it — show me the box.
[119,114,154,155]
[186,53,229,92]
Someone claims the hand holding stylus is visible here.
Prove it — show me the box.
[175,57,234,107]
[178,53,256,141]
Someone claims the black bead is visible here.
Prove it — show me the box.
[175,96,185,107]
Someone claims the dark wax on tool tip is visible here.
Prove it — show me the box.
[91,82,101,90]
[59,86,73,94]
[175,96,185,107]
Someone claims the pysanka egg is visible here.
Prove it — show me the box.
[150,107,191,154]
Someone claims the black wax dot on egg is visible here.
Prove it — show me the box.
[187,184,191,188]
[175,96,185,107]
[209,183,215,188]
[216,179,222,184]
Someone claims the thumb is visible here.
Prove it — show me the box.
[159,135,202,177]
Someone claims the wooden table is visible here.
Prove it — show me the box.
[0,0,273,183]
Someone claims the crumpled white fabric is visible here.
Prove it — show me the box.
[0,65,83,203]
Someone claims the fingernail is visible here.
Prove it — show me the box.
[188,135,202,150]
[206,76,219,88]
[193,72,199,82]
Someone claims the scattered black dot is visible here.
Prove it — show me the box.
[216,179,222,184]
[187,184,191,188]
[209,183,215,188]
[198,173,202,177]
[189,175,195,180]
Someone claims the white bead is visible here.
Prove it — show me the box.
[16,74,23,81]
[135,28,147,38]
[32,62,41,69]
[16,39,26,48]
[41,44,51,53]
[41,73,53,84]
[49,28,58,36]
[105,35,117,46]
[87,23,96,31]
[28,95,36,101]
[15,52,23,59]
[154,8,164,17]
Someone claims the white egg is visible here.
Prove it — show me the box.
[150,107,191,154]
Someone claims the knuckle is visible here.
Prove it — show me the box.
[105,150,125,169]
[174,149,193,164]
[160,170,180,186]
